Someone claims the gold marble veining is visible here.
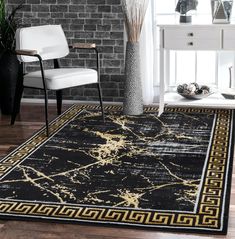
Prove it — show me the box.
[114,190,144,208]
[20,165,65,203]
[87,130,127,163]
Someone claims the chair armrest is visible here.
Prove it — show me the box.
[70,42,100,81]
[15,49,38,56]
[70,43,96,49]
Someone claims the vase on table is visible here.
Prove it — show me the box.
[123,42,143,115]
[211,0,233,23]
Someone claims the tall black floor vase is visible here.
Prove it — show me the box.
[0,51,20,115]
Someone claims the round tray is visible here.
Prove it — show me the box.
[178,92,213,100]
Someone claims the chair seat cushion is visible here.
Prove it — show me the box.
[24,68,98,90]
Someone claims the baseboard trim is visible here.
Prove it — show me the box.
[21,98,123,105]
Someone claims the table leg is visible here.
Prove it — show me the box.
[158,47,165,116]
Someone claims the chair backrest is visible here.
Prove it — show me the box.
[16,25,69,63]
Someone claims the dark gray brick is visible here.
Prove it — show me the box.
[32,5,50,12]
[87,0,105,4]
[95,31,110,39]
[84,25,97,31]
[64,13,78,19]
[98,5,111,13]
[70,24,84,31]
[69,5,85,12]
[50,5,68,13]
[51,12,64,18]
[27,0,40,4]
[86,5,98,12]
[41,0,56,3]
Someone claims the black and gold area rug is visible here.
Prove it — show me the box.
[0,105,234,234]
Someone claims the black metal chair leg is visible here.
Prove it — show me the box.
[56,90,62,115]
[43,89,49,137]
[11,63,24,125]
[97,83,105,122]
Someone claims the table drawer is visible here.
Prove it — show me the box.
[164,39,221,50]
[164,28,221,39]
[164,28,222,50]
[223,29,235,49]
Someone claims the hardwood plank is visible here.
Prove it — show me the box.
[0,103,234,239]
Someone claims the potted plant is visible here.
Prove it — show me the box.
[0,0,23,115]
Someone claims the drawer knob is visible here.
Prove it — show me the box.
[188,33,194,37]
[188,42,194,46]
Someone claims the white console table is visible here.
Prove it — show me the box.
[158,24,235,115]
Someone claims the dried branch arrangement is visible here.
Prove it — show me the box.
[121,0,149,43]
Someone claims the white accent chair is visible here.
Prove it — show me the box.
[11,25,104,136]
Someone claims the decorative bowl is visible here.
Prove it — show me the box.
[177,83,213,100]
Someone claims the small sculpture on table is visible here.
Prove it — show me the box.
[175,0,198,23]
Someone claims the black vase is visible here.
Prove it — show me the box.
[0,51,20,115]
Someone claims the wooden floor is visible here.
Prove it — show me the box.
[0,103,234,239]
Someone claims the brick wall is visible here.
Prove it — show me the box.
[6,0,125,102]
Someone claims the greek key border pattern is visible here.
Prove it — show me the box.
[0,105,233,231]
[0,105,82,177]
